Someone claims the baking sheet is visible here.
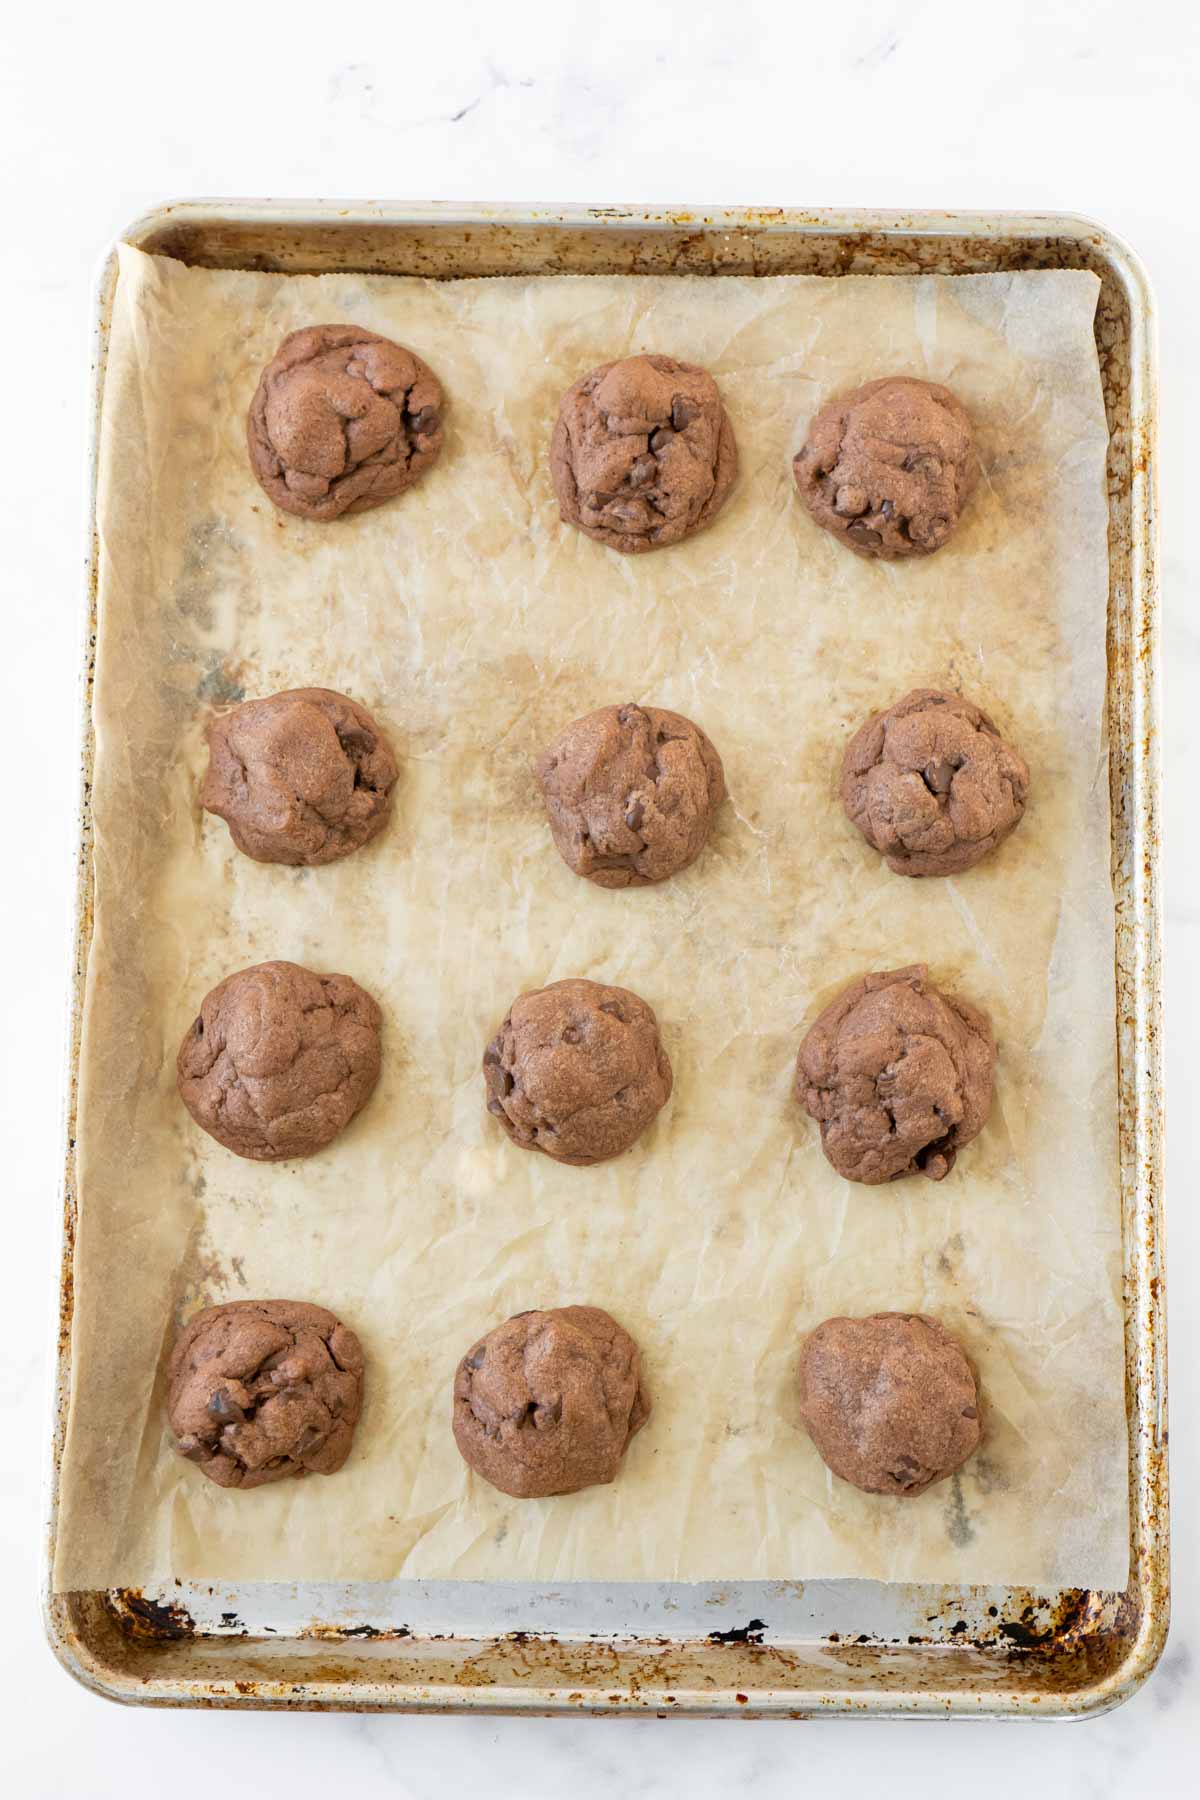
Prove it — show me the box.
[54,245,1126,1592]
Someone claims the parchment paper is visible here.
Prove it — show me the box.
[54,246,1127,1592]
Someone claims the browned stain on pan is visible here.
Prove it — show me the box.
[104,1589,197,1642]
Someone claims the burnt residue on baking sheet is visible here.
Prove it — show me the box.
[816,1586,1138,1693]
[104,1588,196,1642]
[300,1622,412,1642]
[708,1619,767,1646]
[991,1590,1106,1653]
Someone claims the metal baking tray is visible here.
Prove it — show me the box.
[43,202,1165,1718]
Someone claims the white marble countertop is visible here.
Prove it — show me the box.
[0,0,1194,1792]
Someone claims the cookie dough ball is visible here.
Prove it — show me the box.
[536,703,726,888]
[177,960,382,1161]
[550,353,737,553]
[202,688,399,867]
[793,376,975,559]
[842,689,1030,877]
[798,1312,981,1495]
[247,324,444,521]
[453,1305,650,1497]
[795,965,994,1184]
[167,1299,365,1489]
[483,978,672,1166]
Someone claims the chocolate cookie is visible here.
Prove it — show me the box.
[795,965,995,1184]
[483,977,672,1166]
[797,1312,981,1496]
[247,324,444,521]
[841,689,1029,877]
[167,1299,365,1489]
[793,376,975,558]
[452,1305,650,1497]
[550,353,737,553]
[177,960,381,1161]
[536,703,726,888]
[202,688,399,866]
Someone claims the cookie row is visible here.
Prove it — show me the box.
[178,960,993,1186]
[167,1298,982,1502]
[202,686,1029,886]
[248,325,976,562]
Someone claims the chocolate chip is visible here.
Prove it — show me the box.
[406,406,439,436]
[466,1347,486,1370]
[561,1025,582,1045]
[599,1001,626,1021]
[649,427,675,452]
[847,522,883,545]
[625,799,645,831]
[922,759,956,795]
[670,396,695,430]
[629,454,656,486]
[207,1389,245,1424]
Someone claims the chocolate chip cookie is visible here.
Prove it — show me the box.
[550,353,737,553]
[483,977,672,1165]
[453,1305,650,1497]
[167,1299,365,1489]
[202,687,398,866]
[247,324,444,520]
[795,965,995,1184]
[177,960,382,1161]
[798,1312,981,1495]
[793,376,975,558]
[841,688,1029,877]
[536,703,726,888]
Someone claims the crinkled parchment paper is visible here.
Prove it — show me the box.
[54,246,1126,1591]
